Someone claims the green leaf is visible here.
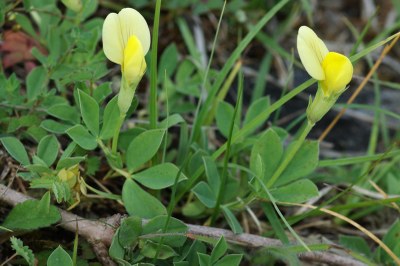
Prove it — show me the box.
[10,237,35,266]
[56,156,85,170]
[122,179,166,219]
[66,124,97,150]
[277,140,319,186]
[339,235,371,256]
[15,13,37,37]
[46,104,80,124]
[140,240,177,260]
[52,181,72,203]
[192,182,216,208]
[159,113,185,129]
[27,66,47,100]
[78,89,99,136]
[126,129,165,172]
[109,229,125,261]
[40,119,71,134]
[30,176,55,190]
[2,192,61,230]
[47,246,73,266]
[80,0,98,19]
[202,156,220,195]
[269,179,318,203]
[244,96,270,130]
[377,219,400,263]
[133,163,187,190]
[25,164,52,174]
[387,174,400,195]
[216,101,238,138]
[37,135,59,167]
[100,96,120,140]
[211,237,227,263]
[198,253,211,266]
[60,142,76,160]
[214,254,243,266]
[174,262,189,266]
[1,136,30,165]
[250,129,282,184]
[158,43,178,80]
[26,125,47,143]
[32,155,48,166]
[142,216,188,247]
[221,206,243,234]
[182,201,206,217]
[118,216,142,248]
[93,82,112,103]
[31,47,48,66]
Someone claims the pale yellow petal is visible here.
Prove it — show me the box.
[102,13,124,64]
[297,26,329,80]
[118,8,151,55]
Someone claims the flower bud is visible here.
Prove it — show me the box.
[57,165,80,189]
[61,0,82,12]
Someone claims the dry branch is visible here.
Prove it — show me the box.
[0,184,365,266]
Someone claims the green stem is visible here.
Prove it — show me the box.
[112,113,126,154]
[266,120,314,188]
[210,73,243,225]
[149,0,161,129]
[97,139,111,156]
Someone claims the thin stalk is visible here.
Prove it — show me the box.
[266,120,314,188]
[111,113,126,154]
[210,73,243,225]
[149,0,161,129]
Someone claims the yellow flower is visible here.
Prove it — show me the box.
[102,8,150,86]
[297,26,353,123]
[102,8,150,114]
[297,26,353,97]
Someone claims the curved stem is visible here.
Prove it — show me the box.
[266,120,314,188]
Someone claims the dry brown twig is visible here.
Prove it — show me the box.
[0,184,365,266]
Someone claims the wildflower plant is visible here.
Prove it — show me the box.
[0,0,399,265]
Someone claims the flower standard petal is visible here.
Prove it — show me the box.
[102,13,124,64]
[297,26,329,80]
[117,8,151,55]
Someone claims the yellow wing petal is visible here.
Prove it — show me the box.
[118,8,151,55]
[297,26,329,80]
[102,12,124,64]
